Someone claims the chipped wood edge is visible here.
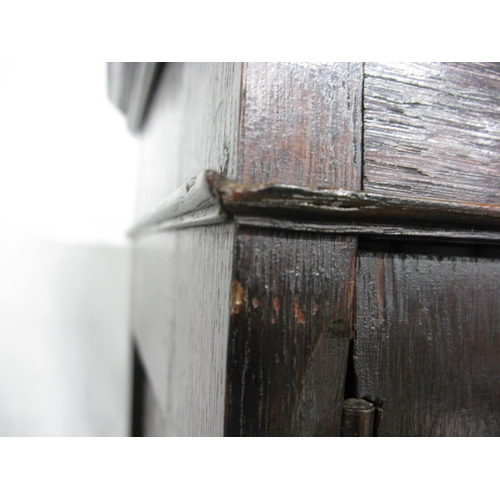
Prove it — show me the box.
[128,170,500,241]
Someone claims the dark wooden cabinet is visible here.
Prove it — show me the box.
[111,62,500,436]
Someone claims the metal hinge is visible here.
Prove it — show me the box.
[341,398,376,437]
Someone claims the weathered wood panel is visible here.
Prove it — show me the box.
[136,62,242,219]
[364,62,500,204]
[131,224,235,436]
[354,247,500,436]
[237,62,363,188]
[225,229,357,436]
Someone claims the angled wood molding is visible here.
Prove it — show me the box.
[128,170,500,242]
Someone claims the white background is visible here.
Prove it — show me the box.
[0,62,138,435]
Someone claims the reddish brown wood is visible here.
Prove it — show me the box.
[236,62,363,188]
[363,62,500,204]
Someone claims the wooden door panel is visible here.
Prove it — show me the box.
[354,245,500,436]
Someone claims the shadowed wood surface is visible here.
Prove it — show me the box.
[130,63,241,435]
[237,62,363,188]
[354,248,500,436]
[225,229,357,436]
[363,62,500,204]
[131,224,235,436]
[136,62,241,220]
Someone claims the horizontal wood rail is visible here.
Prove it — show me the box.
[128,170,500,242]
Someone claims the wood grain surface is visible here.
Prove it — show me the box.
[225,229,357,436]
[354,246,500,436]
[136,62,241,220]
[131,224,235,436]
[363,62,500,204]
[237,62,363,188]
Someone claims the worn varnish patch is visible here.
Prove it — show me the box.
[293,298,306,325]
[230,279,245,316]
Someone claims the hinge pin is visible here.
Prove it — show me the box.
[341,398,376,437]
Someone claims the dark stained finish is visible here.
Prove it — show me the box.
[225,229,357,436]
[364,62,500,204]
[237,62,363,188]
[354,248,500,436]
